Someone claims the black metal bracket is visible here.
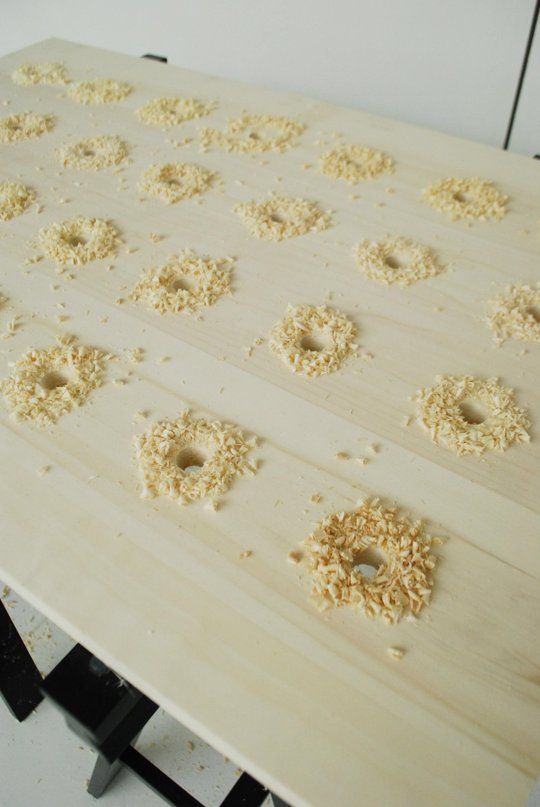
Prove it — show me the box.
[0,598,43,721]
[142,53,168,63]
[41,644,288,806]
[503,0,540,149]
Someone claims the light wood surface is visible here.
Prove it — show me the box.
[0,39,539,807]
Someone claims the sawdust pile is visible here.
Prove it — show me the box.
[57,135,130,170]
[39,215,120,267]
[1,334,109,427]
[270,304,358,376]
[236,195,331,241]
[304,499,437,622]
[134,409,258,505]
[130,250,233,314]
[354,236,444,286]
[416,375,530,455]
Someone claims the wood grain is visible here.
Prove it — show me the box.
[0,39,539,807]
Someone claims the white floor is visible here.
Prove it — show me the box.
[1,582,273,807]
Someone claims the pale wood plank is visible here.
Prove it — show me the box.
[0,38,538,807]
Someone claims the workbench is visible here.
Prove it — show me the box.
[0,38,539,807]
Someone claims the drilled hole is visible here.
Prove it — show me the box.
[353,545,387,578]
[40,371,69,391]
[525,305,540,323]
[170,276,192,292]
[176,446,207,473]
[82,148,95,157]
[69,234,87,247]
[459,398,488,425]
[269,212,285,224]
[385,255,401,269]
[453,191,473,204]
[299,332,331,352]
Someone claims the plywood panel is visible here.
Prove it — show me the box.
[0,39,539,807]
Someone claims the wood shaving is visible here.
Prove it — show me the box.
[0,182,36,221]
[239,550,253,559]
[12,62,69,86]
[125,348,144,363]
[319,143,394,183]
[354,236,444,286]
[304,499,437,622]
[200,113,304,153]
[136,96,215,128]
[1,334,108,427]
[423,177,507,221]
[67,79,133,105]
[57,135,129,170]
[139,162,216,204]
[130,251,233,314]
[270,304,358,377]
[485,284,540,344]
[39,216,119,267]
[417,375,530,456]
[387,646,405,660]
[0,111,55,143]
[235,196,331,241]
[134,409,258,505]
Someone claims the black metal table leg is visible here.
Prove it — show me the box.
[42,643,291,806]
[0,598,43,721]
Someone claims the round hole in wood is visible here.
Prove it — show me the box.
[269,212,285,224]
[525,305,540,323]
[299,332,332,352]
[385,255,402,269]
[69,234,87,247]
[176,446,207,473]
[453,191,473,204]
[40,371,69,391]
[170,276,193,292]
[353,545,387,578]
[458,398,488,425]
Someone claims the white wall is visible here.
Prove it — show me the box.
[0,0,536,151]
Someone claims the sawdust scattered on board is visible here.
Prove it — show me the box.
[0,182,36,221]
[136,96,215,128]
[319,143,394,183]
[485,284,540,344]
[139,162,217,203]
[200,113,304,153]
[67,79,133,105]
[304,498,437,623]
[0,112,55,143]
[1,334,109,427]
[130,250,233,314]
[39,215,120,267]
[416,374,530,456]
[134,409,258,505]
[57,135,130,170]
[423,177,507,221]
[12,62,69,86]
[235,195,331,241]
[270,304,358,377]
[354,236,444,286]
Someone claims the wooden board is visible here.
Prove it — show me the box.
[1,38,539,807]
